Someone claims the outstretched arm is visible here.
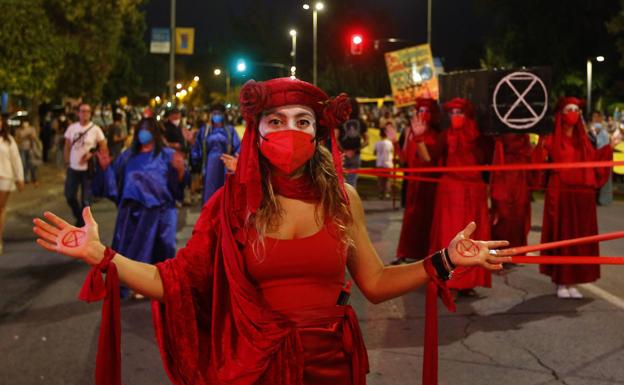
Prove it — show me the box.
[33,207,165,300]
[345,184,510,304]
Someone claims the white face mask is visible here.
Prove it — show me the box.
[172,119,181,126]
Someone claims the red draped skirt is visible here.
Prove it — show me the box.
[282,306,369,385]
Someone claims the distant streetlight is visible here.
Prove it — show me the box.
[176,83,182,90]
[289,29,297,70]
[193,75,200,82]
[290,65,297,78]
[214,68,222,76]
[587,56,605,115]
[303,2,324,85]
[188,86,193,92]
[236,59,247,73]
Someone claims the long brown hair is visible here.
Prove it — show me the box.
[248,143,353,259]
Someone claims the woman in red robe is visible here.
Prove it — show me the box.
[391,98,443,264]
[33,78,510,385]
[429,98,493,297]
[533,97,613,299]
[490,133,532,249]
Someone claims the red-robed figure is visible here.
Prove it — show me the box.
[33,78,510,385]
[533,97,613,299]
[392,98,443,264]
[429,98,493,295]
[490,133,533,248]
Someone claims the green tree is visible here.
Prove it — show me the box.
[102,0,147,102]
[45,0,134,101]
[0,0,65,118]
[607,0,624,67]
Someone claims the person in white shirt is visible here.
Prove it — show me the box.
[0,117,24,254]
[63,103,108,226]
[374,123,395,199]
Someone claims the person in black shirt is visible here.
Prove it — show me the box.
[338,98,368,187]
[163,108,185,152]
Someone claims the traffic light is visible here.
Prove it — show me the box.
[350,34,363,55]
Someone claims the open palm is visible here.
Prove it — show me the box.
[33,207,104,265]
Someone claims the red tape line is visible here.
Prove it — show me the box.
[347,160,624,174]
[510,256,624,265]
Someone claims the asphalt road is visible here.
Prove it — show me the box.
[1,169,623,385]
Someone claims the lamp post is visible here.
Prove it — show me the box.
[168,0,176,98]
[214,68,231,103]
[289,29,297,71]
[303,2,324,85]
[587,55,605,116]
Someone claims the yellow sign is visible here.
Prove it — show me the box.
[384,44,438,107]
[175,28,195,55]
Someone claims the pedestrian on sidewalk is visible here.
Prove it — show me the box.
[34,78,511,385]
[63,103,108,227]
[0,116,24,254]
[374,123,394,199]
[15,120,40,187]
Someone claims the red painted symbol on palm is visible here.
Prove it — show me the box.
[456,239,480,258]
[61,229,86,249]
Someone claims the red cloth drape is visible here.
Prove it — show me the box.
[396,129,442,260]
[78,247,121,385]
[490,134,532,248]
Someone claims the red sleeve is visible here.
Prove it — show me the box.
[151,188,223,384]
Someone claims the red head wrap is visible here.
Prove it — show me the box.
[234,77,351,220]
[442,97,475,119]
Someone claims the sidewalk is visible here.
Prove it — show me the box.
[6,163,66,214]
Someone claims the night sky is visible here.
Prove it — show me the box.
[144,0,492,80]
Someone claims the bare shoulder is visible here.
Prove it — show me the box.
[344,183,365,221]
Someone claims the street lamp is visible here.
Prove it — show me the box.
[289,29,297,71]
[214,68,231,103]
[193,75,200,82]
[303,2,324,85]
[236,59,247,73]
[587,55,605,116]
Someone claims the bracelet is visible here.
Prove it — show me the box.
[430,249,454,281]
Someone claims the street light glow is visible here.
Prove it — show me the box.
[214,68,222,76]
[176,83,182,90]
[290,29,297,37]
[315,2,324,11]
[188,86,193,92]
[596,56,605,62]
[236,60,247,72]
[155,96,161,103]
[303,4,310,10]
[193,75,200,82]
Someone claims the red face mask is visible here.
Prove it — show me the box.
[562,111,580,126]
[419,111,432,123]
[260,130,316,174]
[450,115,465,129]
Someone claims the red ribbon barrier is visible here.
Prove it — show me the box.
[347,159,624,174]
[511,256,624,264]
[498,231,624,256]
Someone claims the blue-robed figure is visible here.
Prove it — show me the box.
[94,118,186,297]
[191,104,240,205]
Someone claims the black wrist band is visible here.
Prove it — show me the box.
[430,249,453,281]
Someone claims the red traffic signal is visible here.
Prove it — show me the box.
[350,34,363,55]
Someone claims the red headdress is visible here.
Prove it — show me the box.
[234,77,351,221]
[414,97,441,126]
[442,97,476,119]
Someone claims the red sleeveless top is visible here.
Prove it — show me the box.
[244,225,347,313]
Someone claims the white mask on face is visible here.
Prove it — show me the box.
[172,119,181,127]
